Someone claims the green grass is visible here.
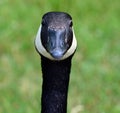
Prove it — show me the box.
[0,0,120,113]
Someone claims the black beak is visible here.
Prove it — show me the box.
[47,28,67,60]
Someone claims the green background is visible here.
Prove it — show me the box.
[0,0,120,113]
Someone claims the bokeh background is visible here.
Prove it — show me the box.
[0,0,120,113]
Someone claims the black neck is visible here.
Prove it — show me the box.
[41,56,72,113]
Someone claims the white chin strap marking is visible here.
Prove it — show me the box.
[35,25,77,60]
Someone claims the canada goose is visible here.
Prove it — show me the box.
[35,12,77,113]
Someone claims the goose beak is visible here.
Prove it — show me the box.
[47,28,67,60]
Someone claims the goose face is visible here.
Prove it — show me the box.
[41,13,73,59]
[35,12,77,60]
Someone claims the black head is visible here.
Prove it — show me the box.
[35,12,77,60]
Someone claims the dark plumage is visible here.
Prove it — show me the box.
[41,56,72,113]
[35,12,77,113]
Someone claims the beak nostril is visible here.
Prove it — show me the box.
[61,42,64,47]
[65,38,67,43]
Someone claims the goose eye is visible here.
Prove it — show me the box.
[42,19,45,26]
[69,21,73,27]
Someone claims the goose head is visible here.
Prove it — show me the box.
[35,12,77,60]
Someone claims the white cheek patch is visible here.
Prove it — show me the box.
[63,28,77,60]
[35,25,54,60]
[35,25,77,60]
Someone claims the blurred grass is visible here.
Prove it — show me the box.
[0,0,120,113]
